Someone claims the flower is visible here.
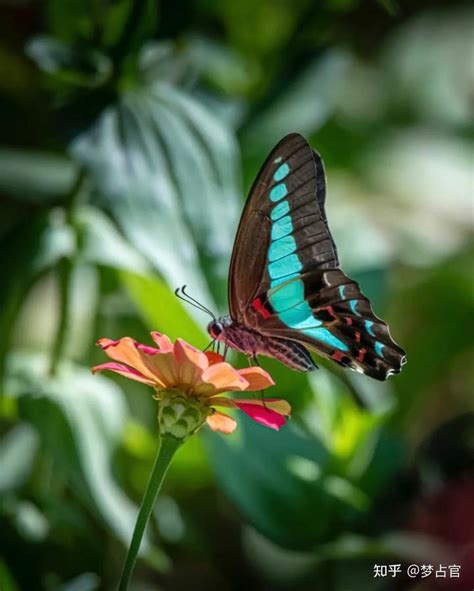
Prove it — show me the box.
[92,332,291,437]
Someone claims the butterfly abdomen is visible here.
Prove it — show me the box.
[212,317,316,372]
[266,338,317,372]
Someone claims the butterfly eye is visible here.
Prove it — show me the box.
[208,321,223,338]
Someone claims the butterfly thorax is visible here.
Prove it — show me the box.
[207,316,316,372]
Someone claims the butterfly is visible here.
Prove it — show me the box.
[196,133,405,380]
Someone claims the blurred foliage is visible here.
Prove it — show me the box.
[0,0,472,590]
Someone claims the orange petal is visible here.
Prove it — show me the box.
[206,411,237,434]
[92,362,155,386]
[237,367,275,391]
[96,337,166,387]
[194,362,249,396]
[144,352,178,386]
[150,332,174,352]
[174,339,209,386]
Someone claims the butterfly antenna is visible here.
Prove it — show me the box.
[174,285,216,320]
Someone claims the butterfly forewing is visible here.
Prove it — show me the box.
[229,133,336,320]
[228,133,406,380]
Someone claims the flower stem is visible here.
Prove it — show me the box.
[118,434,182,591]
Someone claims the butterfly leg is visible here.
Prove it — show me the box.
[203,338,216,353]
[247,355,269,411]
[246,353,259,367]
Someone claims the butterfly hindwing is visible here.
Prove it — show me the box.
[228,133,406,380]
[247,269,406,380]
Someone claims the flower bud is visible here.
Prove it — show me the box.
[158,389,209,440]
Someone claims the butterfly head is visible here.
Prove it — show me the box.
[207,316,232,342]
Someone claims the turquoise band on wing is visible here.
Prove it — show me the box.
[271,215,293,241]
[271,200,290,220]
[349,300,359,315]
[270,183,288,202]
[365,320,375,336]
[268,254,302,280]
[266,160,348,352]
[269,235,297,262]
[273,163,290,182]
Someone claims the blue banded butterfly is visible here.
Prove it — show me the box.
[206,133,406,380]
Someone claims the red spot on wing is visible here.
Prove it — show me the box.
[355,331,361,343]
[332,350,345,362]
[357,348,366,362]
[319,305,336,319]
[252,297,271,319]
[345,317,353,326]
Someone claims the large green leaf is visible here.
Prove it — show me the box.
[5,351,169,570]
[204,413,365,550]
[205,368,403,551]
[121,271,207,347]
[77,205,148,273]
[0,424,38,494]
[71,82,241,307]
[0,149,76,202]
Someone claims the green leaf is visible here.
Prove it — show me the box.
[138,41,198,87]
[77,205,149,273]
[121,271,207,347]
[56,572,100,591]
[0,210,75,326]
[46,0,95,44]
[71,83,241,306]
[0,424,39,494]
[0,149,76,202]
[204,415,366,550]
[243,50,352,150]
[0,559,20,591]
[102,0,158,55]
[26,36,112,88]
[205,368,403,550]
[5,351,169,569]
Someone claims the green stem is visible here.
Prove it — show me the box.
[49,258,73,376]
[118,434,182,591]
[109,0,147,84]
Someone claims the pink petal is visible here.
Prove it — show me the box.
[134,342,160,355]
[150,332,174,352]
[206,411,237,434]
[234,401,288,431]
[96,338,120,350]
[233,398,291,416]
[92,362,155,386]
